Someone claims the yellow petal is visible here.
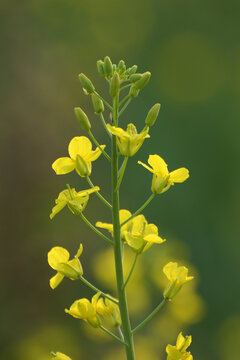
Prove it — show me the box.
[169,168,189,183]
[53,352,72,360]
[163,262,178,282]
[138,160,154,173]
[75,243,83,258]
[131,215,146,235]
[148,154,168,176]
[68,136,92,160]
[96,221,113,235]
[50,201,67,219]
[166,344,182,360]
[50,272,64,289]
[176,332,192,351]
[76,186,100,198]
[144,233,165,244]
[85,146,106,162]
[48,247,70,269]
[125,233,144,251]
[107,124,128,138]
[52,157,75,175]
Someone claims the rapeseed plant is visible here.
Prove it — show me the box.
[47,57,195,359]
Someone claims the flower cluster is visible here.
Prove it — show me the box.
[47,56,195,360]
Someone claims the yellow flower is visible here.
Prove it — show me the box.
[163,262,194,299]
[51,352,72,360]
[166,332,193,360]
[106,123,150,157]
[96,209,133,239]
[123,214,165,253]
[138,155,189,194]
[48,244,83,289]
[50,186,99,219]
[97,296,121,327]
[65,292,101,328]
[52,136,106,177]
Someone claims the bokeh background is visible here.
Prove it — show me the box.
[1,0,240,359]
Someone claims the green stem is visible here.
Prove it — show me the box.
[80,276,118,305]
[122,253,138,290]
[119,94,130,107]
[115,157,128,192]
[121,193,155,228]
[94,91,113,112]
[99,325,127,345]
[100,113,112,138]
[120,84,131,92]
[132,298,167,334]
[80,213,113,245]
[88,130,111,162]
[86,176,112,210]
[119,98,132,117]
[112,94,135,360]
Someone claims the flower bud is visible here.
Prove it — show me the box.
[129,84,140,98]
[104,56,113,76]
[78,73,95,94]
[135,71,151,90]
[75,154,91,177]
[145,103,161,127]
[126,65,138,75]
[117,60,126,74]
[129,73,142,82]
[110,72,120,96]
[74,107,91,131]
[91,93,104,114]
[97,60,105,77]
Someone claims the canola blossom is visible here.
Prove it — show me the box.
[166,332,193,360]
[65,292,101,328]
[50,186,99,219]
[106,123,149,157]
[97,296,121,327]
[52,136,105,177]
[123,214,165,253]
[48,244,83,289]
[138,154,189,194]
[163,262,194,299]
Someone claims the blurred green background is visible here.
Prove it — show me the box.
[1,0,240,359]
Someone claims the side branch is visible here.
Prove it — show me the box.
[80,213,114,245]
[132,298,167,334]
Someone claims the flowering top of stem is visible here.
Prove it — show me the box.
[138,154,189,194]
[163,262,194,299]
[50,186,99,219]
[48,244,83,289]
[166,332,193,360]
[52,136,106,177]
[106,123,149,157]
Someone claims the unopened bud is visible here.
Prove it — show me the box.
[145,103,161,127]
[104,56,113,76]
[129,84,140,98]
[110,72,120,96]
[118,60,126,74]
[74,107,91,131]
[91,93,104,114]
[135,71,151,90]
[78,73,95,94]
[129,73,142,83]
[126,65,138,75]
[97,60,105,77]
